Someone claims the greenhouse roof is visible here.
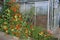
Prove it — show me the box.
[19,0,48,2]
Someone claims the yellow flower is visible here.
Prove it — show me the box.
[11,29,14,31]
[14,15,18,19]
[5,9,10,13]
[6,30,8,33]
[19,15,22,17]
[39,32,44,35]
[4,22,7,24]
[16,19,18,21]
[32,28,34,31]
[25,29,28,33]
[44,35,47,37]
[3,26,8,31]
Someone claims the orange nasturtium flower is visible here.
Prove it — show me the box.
[30,25,33,29]
[12,7,17,12]
[12,17,16,21]
[17,13,21,16]
[16,24,21,30]
[10,6,17,12]
[12,32,16,35]
[30,25,34,31]
[19,17,23,21]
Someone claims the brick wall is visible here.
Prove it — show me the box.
[36,15,47,28]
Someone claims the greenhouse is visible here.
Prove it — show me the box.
[0,0,60,40]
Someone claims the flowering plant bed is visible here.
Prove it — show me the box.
[0,27,55,40]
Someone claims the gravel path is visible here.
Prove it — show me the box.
[53,27,60,39]
[0,32,19,40]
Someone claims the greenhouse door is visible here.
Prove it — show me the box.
[48,0,60,38]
